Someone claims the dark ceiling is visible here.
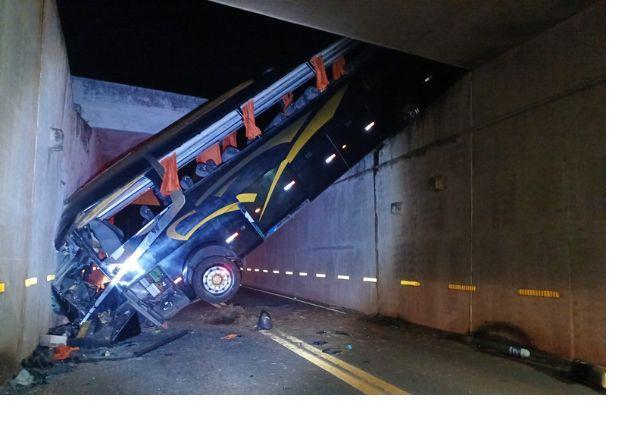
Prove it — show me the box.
[57,0,337,98]
[215,0,597,69]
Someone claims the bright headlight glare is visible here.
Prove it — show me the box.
[120,258,143,275]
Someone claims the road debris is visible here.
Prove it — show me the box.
[322,347,342,355]
[257,310,273,330]
[52,345,79,361]
[508,346,531,358]
[9,369,34,388]
[312,340,328,346]
[221,333,239,340]
[39,334,68,347]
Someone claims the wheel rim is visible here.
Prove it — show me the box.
[202,265,233,295]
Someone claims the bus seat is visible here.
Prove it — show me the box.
[266,112,286,131]
[139,205,155,223]
[195,162,210,178]
[303,86,320,101]
[222,147,240,162]
[180,175,194,190]
[89,219,124,256]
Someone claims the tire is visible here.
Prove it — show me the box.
[191,256,240,304]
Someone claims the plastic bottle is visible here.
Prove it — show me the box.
[508,346,531,358]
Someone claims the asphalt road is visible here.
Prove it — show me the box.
[23,287,598,395]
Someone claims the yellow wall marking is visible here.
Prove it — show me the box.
[0,282,5,293]
[518,288,560,298]
[46,274,56,282]
[363,277,377,283]
[400,280,421,287]
[448,283,476,292]
[24,277,38,287]
[263,330,408,395]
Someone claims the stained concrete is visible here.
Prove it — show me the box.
[244,1,605,366]
[470,1,605,364]
[9,289,598,395]
[214,0,597,68]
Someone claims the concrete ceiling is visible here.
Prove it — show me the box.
[213,0,596,68]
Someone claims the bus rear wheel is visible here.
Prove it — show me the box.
[191,257,240,304]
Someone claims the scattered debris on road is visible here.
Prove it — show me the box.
[52,345,79,361]
[257,310,273,330]
[322,348,342,355]
[9,369,34,388]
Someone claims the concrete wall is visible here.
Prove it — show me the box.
[244,1,605,366]
[71,76,206,134]
[70,76,208,172]
[0,0,97,382]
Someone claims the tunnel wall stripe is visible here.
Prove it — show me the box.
[244,267,563,299]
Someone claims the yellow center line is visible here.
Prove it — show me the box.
[262,330,409,395]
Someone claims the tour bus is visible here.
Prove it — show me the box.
[52,39,448,342]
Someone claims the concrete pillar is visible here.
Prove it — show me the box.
[0,0,95,382]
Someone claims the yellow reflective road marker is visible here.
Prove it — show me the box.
[24,277,38,287]
[46,274,56,282]
[448,283,476,292]
[0,282,5,294]
[400,280,421,287]
[517,288,560,298]
[263,330,408,395]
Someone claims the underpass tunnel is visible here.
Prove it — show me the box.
[0,0,604,397]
